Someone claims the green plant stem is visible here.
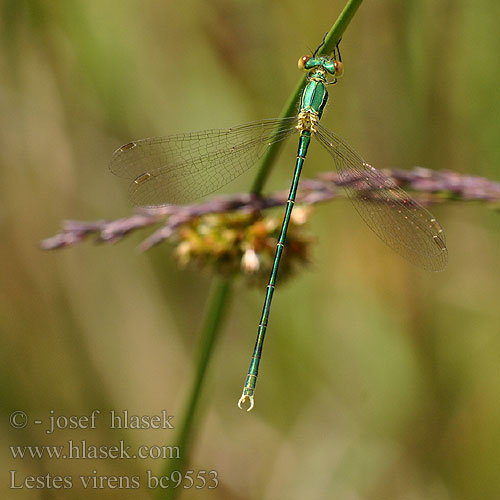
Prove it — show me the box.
[155,277,232,500]
[250,0,364,195]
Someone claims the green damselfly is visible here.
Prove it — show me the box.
[110,42,447,412]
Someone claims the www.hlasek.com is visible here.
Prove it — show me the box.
[11,440,180,460]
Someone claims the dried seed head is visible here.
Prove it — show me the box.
[171,210,314,285]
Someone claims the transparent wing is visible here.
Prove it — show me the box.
[110,117,298,206]
[315,123,447,271]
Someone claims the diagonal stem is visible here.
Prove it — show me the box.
[156,277,232,500]
[250,0,364,195]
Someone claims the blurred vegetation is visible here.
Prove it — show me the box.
[1,0,500,499]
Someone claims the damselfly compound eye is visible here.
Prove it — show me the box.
[298,55,311,70]
[334,60,344,77]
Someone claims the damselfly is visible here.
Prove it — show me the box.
[110,41,447,411]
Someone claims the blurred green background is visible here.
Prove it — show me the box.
[2,0,500,499]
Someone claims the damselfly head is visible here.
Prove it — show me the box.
[298,55,344,80]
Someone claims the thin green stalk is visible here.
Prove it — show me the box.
[250,0,364,195]
[155,277,232,500]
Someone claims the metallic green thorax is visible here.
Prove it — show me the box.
[300,74,329,118]
[238,58,334,411]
